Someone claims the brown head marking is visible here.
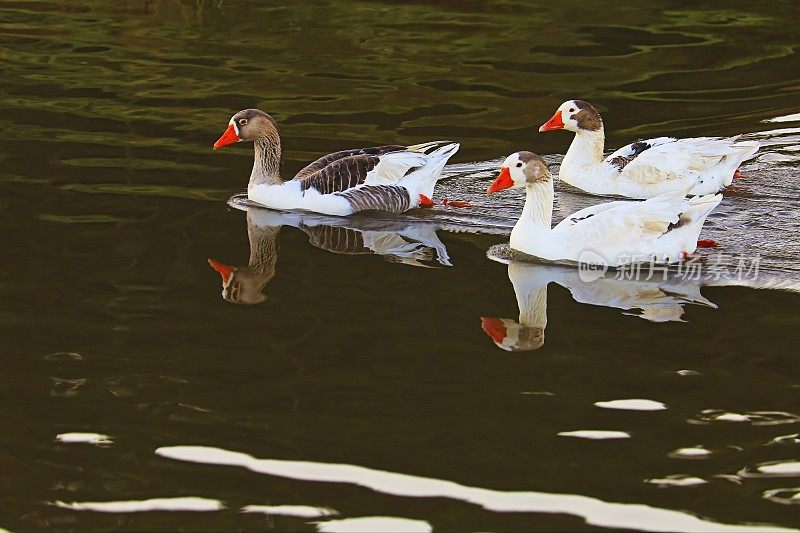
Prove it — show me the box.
[571,100,603,132]
[517,151,551,183]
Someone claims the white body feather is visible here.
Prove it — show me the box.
[247,143,459,216]
[510,180,721,266]
[559,133,758,199]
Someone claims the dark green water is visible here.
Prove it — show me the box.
[2,1,800,531]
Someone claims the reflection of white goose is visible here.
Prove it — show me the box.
[482,261,717,352]
[208,207,453,304]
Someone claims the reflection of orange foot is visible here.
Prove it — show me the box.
[442,198,471,208]
[723,184,748,195]
[418,194,435,208]
[733,168,747,180]
[697,239,719,248]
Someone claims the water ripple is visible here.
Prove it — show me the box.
[156,445,794,532]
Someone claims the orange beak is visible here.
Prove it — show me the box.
[487,167,514,194]
[539,110,564,132]
[213,124,239,149]
[481,317,507,344]
[208,258,237,284]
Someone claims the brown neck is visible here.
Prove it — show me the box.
[249,133,283,188]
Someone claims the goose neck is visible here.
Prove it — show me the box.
[249,136,283,188]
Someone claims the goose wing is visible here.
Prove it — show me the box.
[294,150,427,195]
[607,137,740,185]
[293,145,403,181]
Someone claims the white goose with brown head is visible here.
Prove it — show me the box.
[539,100,759,199]
[487,151,721,266]
[213,109,460,216]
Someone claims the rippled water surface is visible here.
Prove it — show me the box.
[2,1,800,531]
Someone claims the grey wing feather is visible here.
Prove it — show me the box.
[337,185,412,214]
[298,154,384,195]
[293,145,405,182]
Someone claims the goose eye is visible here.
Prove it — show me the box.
[516,162,523,168]
[238,118,248,126]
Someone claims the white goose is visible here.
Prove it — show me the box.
[486,152,722,266]
[539,100,759,198]
[213,109,461,216]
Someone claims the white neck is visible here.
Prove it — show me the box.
[520,180,554,229]
[560,128,605,181]
[509,180,558,259]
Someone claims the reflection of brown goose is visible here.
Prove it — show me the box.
[482,260,717,352]
[208,211,279,305]
[209,207,453,304]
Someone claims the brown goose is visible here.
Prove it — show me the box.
[213,109,461,216]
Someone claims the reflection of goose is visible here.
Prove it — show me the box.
[539,100,759,198]
[213,109,460,215]
[482,260,717,352]
[208,207,453,304]
[208,211,279,305]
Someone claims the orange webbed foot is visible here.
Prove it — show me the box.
[442,198,472,208]
[697,239,719,248]
[418,194,435,208]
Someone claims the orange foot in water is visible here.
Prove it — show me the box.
[418,194,472,208]
[697,239,719,248]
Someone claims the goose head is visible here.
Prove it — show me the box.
[487,151,550,193]
[213,108,280,149]
[539,100,603,133]
[481,317,545,352]
[207,258,270,305]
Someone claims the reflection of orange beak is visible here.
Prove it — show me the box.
[481,317,507,344]
[208,258,237,284]
[487,167,513,194]
[213,124,239,149]
[539,110,564,132]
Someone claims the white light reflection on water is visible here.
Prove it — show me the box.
[741,461,800,478]
[155,445,795,532]
[55,432,112,445]
[595,399,667,411]
[763,488,800,505]
[557,430,630,440]
[315,516,432,532]
[52,497,223,512]
[241,504,338,518]
[645,475,707,488]
[689,410,800,426]
[669,447,713,459]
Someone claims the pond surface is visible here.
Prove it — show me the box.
[2,1,800,531]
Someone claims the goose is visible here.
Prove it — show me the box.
[539,100,759,198]
[213,109,463,215]
[486,151,722,267]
